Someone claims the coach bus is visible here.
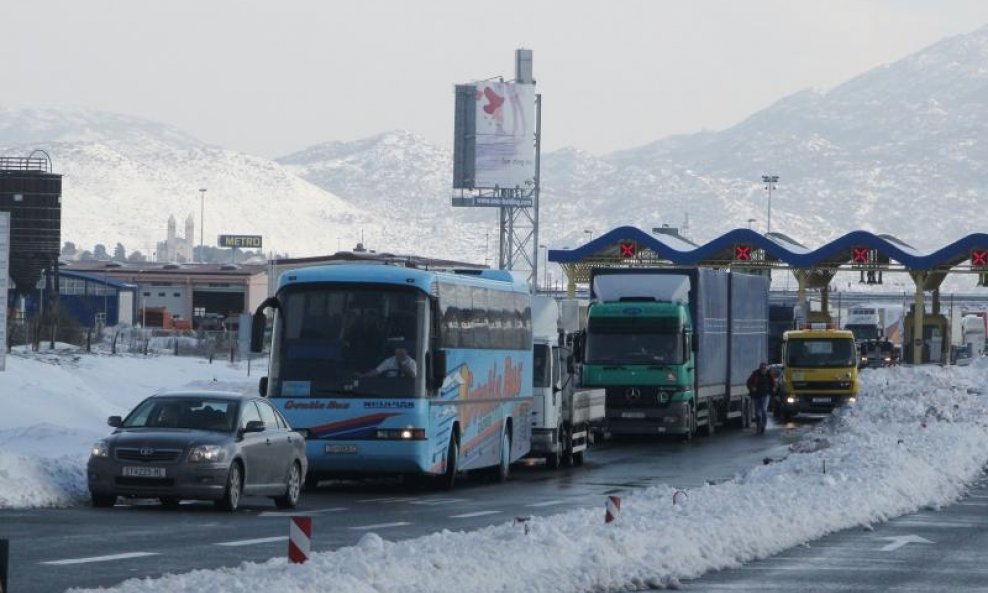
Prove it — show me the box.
[251,263,533,490]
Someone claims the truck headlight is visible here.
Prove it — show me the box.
[188,445,226,463]
[786,396,796,404]
[91,441,109,458]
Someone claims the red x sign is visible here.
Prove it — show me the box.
[852,247,870,264]
[973,249,988,267]
[619,242,636,258]
[735,245,751,261]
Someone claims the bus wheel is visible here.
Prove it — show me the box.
[496,430,511,483]
[441,438,459,491]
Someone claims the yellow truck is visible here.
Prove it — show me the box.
[775,328,858,420]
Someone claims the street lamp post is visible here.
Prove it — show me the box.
[583,229,593,242]
[198,188,207,263]
[761,176,778,235]
[747,218,757,230]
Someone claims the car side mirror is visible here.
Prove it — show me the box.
[258,376,268,397]
[244,420,265,433]
[107,416,122,428]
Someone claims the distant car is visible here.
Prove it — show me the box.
[87,391,307,511]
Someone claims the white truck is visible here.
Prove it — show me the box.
[529,296,605,468]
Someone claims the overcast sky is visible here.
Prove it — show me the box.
[3,1,988,158]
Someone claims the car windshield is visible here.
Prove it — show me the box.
[122,397,239,432]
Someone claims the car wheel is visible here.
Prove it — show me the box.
[441,437,458,490]
[217,462,243,512]
[159,496,181,508]
[274,461,302,509]
[91,493,116,508]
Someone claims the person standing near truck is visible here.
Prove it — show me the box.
[746,362,776,434]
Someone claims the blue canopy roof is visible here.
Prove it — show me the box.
[548,226,988,271]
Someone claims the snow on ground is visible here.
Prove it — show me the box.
[5,348,988,592]
[0,344,254,508]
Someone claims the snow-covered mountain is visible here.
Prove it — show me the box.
[281,25,988,257]
[6,25,988,269]
[0,108,384,259]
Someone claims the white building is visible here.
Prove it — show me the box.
[155,214,194,263]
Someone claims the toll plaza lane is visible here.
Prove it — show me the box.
[682,472,988,593]
[2,422,806,593]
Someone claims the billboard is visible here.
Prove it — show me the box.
[0,212,8,371]
[218,235,263,249]
[453,81,535,194]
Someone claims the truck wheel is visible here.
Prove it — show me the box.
[681,407,696,442]
[561,426,574,467]
[545,451,560,470]
[741,397,752,429]
[701,403,716,437]
[573,449,585,465]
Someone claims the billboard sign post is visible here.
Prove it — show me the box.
[217,235,263,249]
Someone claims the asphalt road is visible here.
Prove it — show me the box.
[1,422,803,593]
[683,470,988,592]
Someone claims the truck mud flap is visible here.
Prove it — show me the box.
[571,428,588,453]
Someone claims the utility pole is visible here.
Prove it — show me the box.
[761,176,778,235]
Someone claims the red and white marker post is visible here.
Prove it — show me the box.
[605,495,621,523]
[288,516,311,564]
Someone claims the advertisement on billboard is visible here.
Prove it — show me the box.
[453,81,535,194]
[474,81,535,189]
[0,212,9,372]
[217,235,263,249]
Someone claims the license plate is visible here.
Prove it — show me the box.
[122,466,166,478]
[325,444,358,454]
[621,412,646,419]
[812,397,832,403]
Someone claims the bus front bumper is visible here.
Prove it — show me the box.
[305,439,434,476]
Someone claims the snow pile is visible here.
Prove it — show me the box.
[0,347,253,508]
[64,362,988,593]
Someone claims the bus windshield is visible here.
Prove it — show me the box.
[584,317,685,364]
[270,285,427,398]
[786,338,857,368]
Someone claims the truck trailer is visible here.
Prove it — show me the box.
[581,268,769,439]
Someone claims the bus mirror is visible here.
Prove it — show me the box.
[258,376,268,396]
[431,350,447,388]
[250,311,266,353]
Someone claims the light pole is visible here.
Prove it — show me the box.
[761,176,778,235]
[198,188,207,263]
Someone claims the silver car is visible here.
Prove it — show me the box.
[87,391,307,511]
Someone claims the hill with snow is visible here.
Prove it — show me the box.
[5,26,988,272]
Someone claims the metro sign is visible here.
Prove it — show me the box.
[972,249,988,268]
[619,242,636,258]
[852,247,870,265]
[734,245,752,261]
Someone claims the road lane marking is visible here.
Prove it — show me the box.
[450,510,502,518]
[259,507,347,517]
[41,552,159,566]
[526,500,566,508]
[215,536,289,547]
[358,497,419,503]
[878,535,934,552]
[410,498,468,506]
[349,522,412,530]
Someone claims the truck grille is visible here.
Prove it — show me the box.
[605,387,677,408]
[791,381,850,390]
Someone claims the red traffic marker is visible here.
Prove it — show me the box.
[288,516,311,564]
[605,495,621,523]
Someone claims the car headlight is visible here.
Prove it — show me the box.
[188,445,227,463]
[91,441,109,458]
